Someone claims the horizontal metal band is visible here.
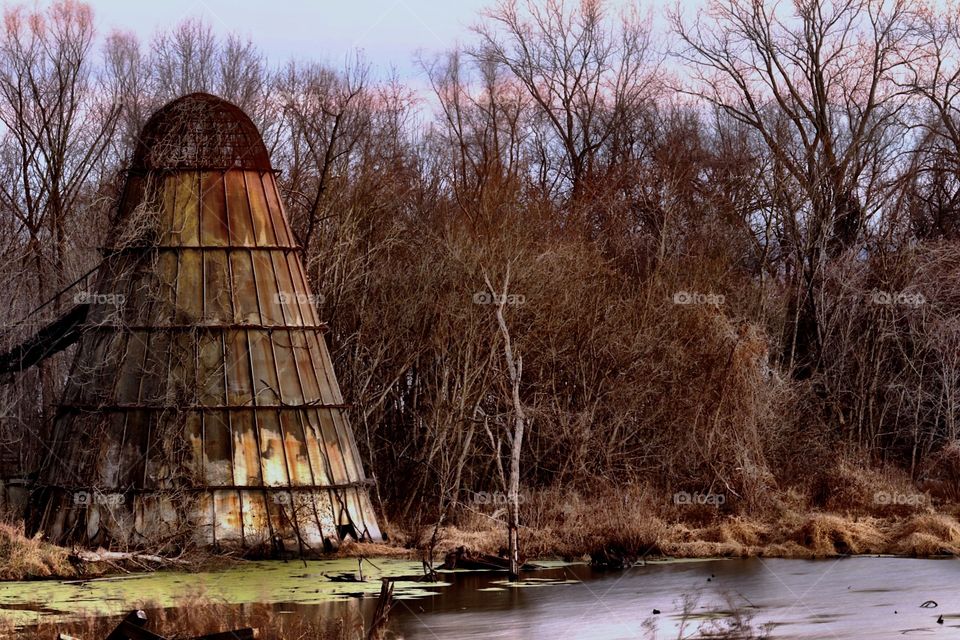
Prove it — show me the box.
[36,480,375,493]
[102,244,302,255]
[125,167,282,177]
[81,323,329,332]
[57,403,353,412]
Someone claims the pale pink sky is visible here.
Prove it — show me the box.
[86,0,494,77]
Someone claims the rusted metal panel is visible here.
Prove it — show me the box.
[83,329,125,406]
[202,411,232,485]
[270,252,299,325]
[291,491,326,545]
[273,331,305,405]
[200,171,229,247]
[256,411,289,487]
[265,490,298,547]
[226,170,255,246]
[245,171,276,246]
[133,494,179,543]
[290,329,322,403]
[115,331,146,403]
[300,411,332,486]
[279,411,313,486]
[304,331,338,405]
[231,410,263,486]
[123,410,150,489]
[85,502,101,543]
[165,331,197,405]
[358,490,383,541]
[186,411,204,480]
[150,250,180,326]
[260,171,294,247]
[139,331,171,403]
[230,251,261,324]
[286,251,319,325]
[157,172,177,245]
[248,330,280,404]
[32,93,382,552]
[225,329,254,405]
[175,250,204,323]
[331,409,365,481]
[344,487,378,540]
[241,490,271,546]
[198,332,226,405]
[171,172,200,246]
[314,409,350,482]
[143,412,172,489]
[195,491,215,546]
[203,249,233,323]
[252,250,284,325]
[314,336,346,404]
[213,489,243,542]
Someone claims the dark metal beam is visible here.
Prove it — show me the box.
[0,304,89,375]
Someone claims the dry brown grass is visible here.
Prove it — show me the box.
[427,485,960,561]
[785,514,886,556]
[0,522,77,581]
[890,514,960,555]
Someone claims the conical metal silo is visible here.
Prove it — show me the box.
[28,93,382,553]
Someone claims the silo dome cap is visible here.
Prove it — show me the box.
[131,92,271,172]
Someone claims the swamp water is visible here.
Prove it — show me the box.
[0,556,956,638]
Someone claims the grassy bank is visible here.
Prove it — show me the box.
[1,478,957,583]
[396,477,960,563]
[0,523,78,581]
[427,505,960,562]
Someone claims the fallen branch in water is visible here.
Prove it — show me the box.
[71,548,189,566]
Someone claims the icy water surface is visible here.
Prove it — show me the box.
[0,556,957,638]
[391,556,959,638]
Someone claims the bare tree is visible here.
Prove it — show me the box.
[475,0,660,207]
[151,17,217,99]
[0,0,119,428]
[482,265,528,579]
[276,57,371,254]
[673,0,915,376]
